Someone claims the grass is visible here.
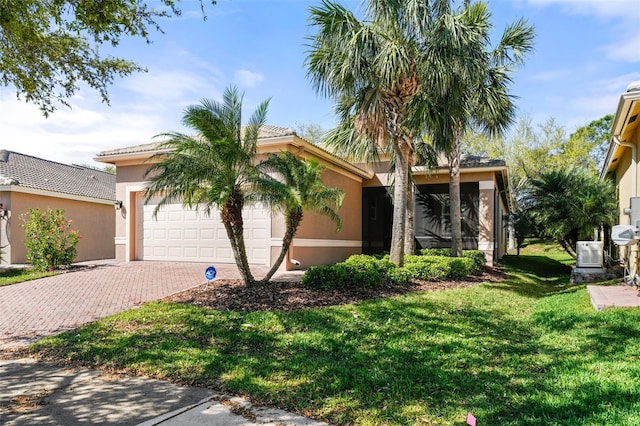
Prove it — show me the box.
[0,268,57,287]
[29,242,640,425]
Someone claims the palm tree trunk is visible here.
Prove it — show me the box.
[258,208,303,285]
[390,142,409,266]
[221,189,256,285]
[448,133,463,258]
[404,180,415,255]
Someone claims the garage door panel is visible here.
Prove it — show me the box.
[138,195,269,264]
[168,229,182,239]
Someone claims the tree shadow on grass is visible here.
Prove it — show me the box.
[486,254,581,299]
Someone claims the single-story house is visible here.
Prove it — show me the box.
[601,81,640,261]
[0,150,116,264]
[95,126,510,269]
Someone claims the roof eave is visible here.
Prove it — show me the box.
[600,90,640,179]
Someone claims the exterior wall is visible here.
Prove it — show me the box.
[612,131,640,268]
[109,141,365,270]
[286,167,363,269]
[478,181,495,264]
[3,191,114,264]
[364,168,506,265]
[113,164,149,262]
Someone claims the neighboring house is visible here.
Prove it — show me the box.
[0,150,116,264]
[95,126,510,269]
[601,81,640,262]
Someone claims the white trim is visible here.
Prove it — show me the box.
[125,184,146,262]
[479,180,494,190]
[478,241,494,251]
[115,237,126,245]
[292,238,362,248]
[0,185,114,205]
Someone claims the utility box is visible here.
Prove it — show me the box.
[576,241,604,268]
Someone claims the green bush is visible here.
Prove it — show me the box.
[463,250,486,274]
[303,251,479,290]
[21,208,80,272]
[404,255,474,281]
[419,248,451,257]
[301,264,350,290]
[419,248,486,274]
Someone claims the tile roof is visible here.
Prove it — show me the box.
[430,153,505,169]
[97,125,296,158]
[0,150,115,201]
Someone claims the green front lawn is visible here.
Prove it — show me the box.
[29,244,640,425]
[0,269,57,287]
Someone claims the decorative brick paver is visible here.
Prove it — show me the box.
[0,261,265,350]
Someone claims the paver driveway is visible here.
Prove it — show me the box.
[0,261,263,350]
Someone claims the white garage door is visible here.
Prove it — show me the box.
[136,194,270,265]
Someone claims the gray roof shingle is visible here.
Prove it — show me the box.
[0,150,115,201]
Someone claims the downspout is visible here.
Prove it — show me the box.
[613,136,637,197]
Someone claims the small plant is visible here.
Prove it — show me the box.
[21,208,80,271]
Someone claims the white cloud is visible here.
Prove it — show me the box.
[234,69,265,88]
[525,0,637,19]
[603,33,640,63]
[528,69,571,82]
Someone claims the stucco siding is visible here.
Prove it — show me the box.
[6,192,114,264]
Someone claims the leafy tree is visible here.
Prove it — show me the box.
[418,1,534,257]
[523,169,617,257]
[294,122,328,146]
[21,208,80,271]
[144,86,269,286]
[0,0,215,115]
[306,0,432,266]
[256,151,344,284]
[565,115,613,172]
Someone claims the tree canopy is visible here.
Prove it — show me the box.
[0,0,215,115]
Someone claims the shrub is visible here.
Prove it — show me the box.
[463,250,486,274]
[301,264,350,290]
[21,208,80,271]
[404,255,474,281]
[419,248,451,257]
[302,252,479,290]
[419,248,486,274]
[303,255,398,290]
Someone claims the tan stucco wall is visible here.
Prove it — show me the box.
[110,146,365,269]
[615,143,638,225]
[611,129,640,266]
[286,167,363,269]
[3,192,114,264]
[112,164,149,262]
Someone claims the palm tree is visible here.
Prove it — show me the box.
[419,1,534,257]
[524,169,617,257]
[143,86,269,286]
[256,151,344,284]
[306,0,432,266]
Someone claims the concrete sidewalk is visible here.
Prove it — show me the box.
[587,284,640,310]
[0,358,329,425]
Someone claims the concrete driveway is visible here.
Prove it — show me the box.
[0,261,260,350]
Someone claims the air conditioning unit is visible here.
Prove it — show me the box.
[612,224,638,246]
[576,241,603,268]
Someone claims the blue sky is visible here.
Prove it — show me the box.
[0,0,638,167]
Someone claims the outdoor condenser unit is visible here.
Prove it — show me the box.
[612,224,638,246]
[576,241,604,268]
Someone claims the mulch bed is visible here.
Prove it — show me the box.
[162,266,507,312]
